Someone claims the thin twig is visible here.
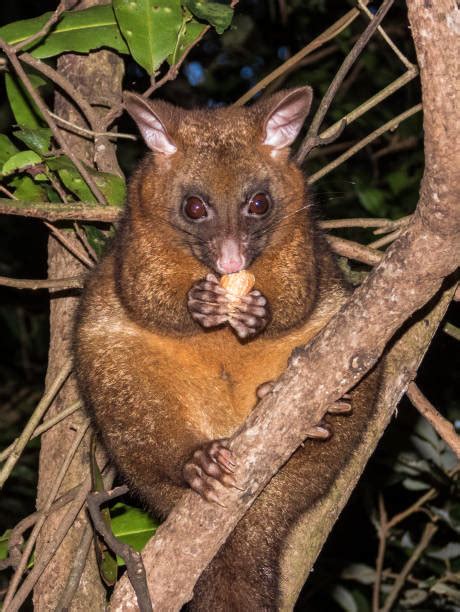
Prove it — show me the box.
[373,494,388,612]
[307,104,422,184]
[296,0,395,162]
[234,4,366,106]
[87,485,153,612]
[44,169,68,203]
[320,217,400,230]
[48,111,137,141]
[4,420,90,610]
[358,0,414,70]
[1,479,86,572]
[44,222,94,268]
[387,488,438,530]
[407,382,460,460]
[381,522,438,612]
[73,222,98,262]
[369,228,402,250]
[0,401,82,462]
[0,275,83,291]
[443,322,460,341]
[0,185,17,199]
[54,522,94,612]
[0,198,120,222]
[11,0,74,53]
[20,53,97,132]
[0,39,108,204]
[326,235,383,266]
[315,68,418,146]
[5,474,93,612]
[0,361,72,488]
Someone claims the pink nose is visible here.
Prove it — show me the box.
[218,258,244,273]
[216,238,245,274]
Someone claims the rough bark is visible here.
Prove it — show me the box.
[111,1,459,609]
[33,0,124,609]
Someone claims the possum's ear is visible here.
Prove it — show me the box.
[124,91,177,155]
[261,87,313,149]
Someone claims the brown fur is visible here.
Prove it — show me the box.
[74,95,381,610]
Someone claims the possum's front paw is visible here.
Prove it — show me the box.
[188,273,269,338]
[227,289,269,339]
[188,274,230,329]
[183,439,240,506]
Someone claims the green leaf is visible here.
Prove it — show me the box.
[2,150,42,176]
[0,529,11,561]
[83,225,113,258]
[90,440,118,586]
[0,134,19,167]
[110,502,159,564]
[46,157,126,206]
[5,73,46,128]
[113,0,182,74]
[356,187,389,217]
[13,127,52,155]
[0,6,129,59]
[9,176,48,201]
[169,9,206,65]
[341,563,376,585]
[185,0,233,34]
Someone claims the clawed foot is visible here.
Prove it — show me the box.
[188,274,269,339]
[183,439,242,506]
[256,381,352,441]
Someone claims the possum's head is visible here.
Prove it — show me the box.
[124,88,313,276]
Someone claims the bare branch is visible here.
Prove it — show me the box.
[234,4,366,106]
[296,0,395,162]
[0,275,83,291]
[11,0,74,53]
[0,401,82,462]
[44,222,94,268]
[307,104,422,184]
[4,420,90,611]
[87,486,153,612]
[407,382,460,461]
[381,523,438,612]
[0,198,120,222]
[326,235,383,266]
[0,361,72,488]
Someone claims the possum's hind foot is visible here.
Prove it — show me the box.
[183,439,242,506]
[256,381,352,440]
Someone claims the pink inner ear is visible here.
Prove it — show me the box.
[126,97,177,155]
[263,92,311,150]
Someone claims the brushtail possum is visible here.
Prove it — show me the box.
[74,87,381,610]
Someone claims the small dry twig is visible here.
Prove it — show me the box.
[3,420,90,611]
[407,382,460,461]
[296,0,395,162]
[44,222,94,268]
[0,361,72,488]
[87,485,152,612]
[0,275,83,291]
[0,401,82,462]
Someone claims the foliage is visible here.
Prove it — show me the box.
[0,0,458,610]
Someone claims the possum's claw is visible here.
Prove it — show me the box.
[183,439,241,504]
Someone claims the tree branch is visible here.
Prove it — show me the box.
[407,382,460,460]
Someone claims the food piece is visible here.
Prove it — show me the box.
[220,270,255,298]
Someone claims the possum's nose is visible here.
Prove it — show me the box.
[216,238,246,274]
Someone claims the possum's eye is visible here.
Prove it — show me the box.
[247,193,270,216]
[184,196,208,220]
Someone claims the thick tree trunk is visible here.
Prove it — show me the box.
[33,1,124,609]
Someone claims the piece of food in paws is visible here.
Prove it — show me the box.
[220,270,255,300]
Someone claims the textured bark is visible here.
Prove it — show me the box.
[33,1,124,609]
[111,1,459,609]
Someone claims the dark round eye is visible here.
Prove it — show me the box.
[184,196,207,220]
[248,193,270,216]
